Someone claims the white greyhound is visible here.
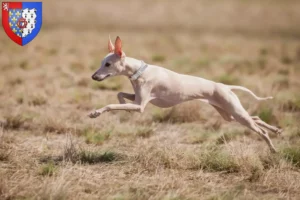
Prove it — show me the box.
[89,36,282,153]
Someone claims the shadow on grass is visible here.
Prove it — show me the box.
[40,150,122,165]
[40,136,123,165]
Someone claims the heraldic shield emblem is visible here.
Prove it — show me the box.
[2,2,42,46]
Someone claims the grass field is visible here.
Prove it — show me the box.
[1,0,300,199]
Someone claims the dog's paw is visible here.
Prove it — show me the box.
[275,128,283,135]
[270,148,278,154]
[88,111,101,118]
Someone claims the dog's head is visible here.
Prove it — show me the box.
[91,36,126,81]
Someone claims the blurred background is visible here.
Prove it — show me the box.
[1,0,300,199]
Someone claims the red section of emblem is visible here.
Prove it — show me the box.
[17,18,27,28]
[2,2,22,45]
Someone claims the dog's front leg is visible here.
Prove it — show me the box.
[89,103,143,118]
[117,92,135,104]
[117,92,135,113]
[89,84,151,118]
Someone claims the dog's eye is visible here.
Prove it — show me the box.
[105,63,111,67]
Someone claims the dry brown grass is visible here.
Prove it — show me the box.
[1,0,300,199]
[153,102,204,123]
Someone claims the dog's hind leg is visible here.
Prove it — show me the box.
[213,87,276,152]
[198,99,234,122]
[232,112,277,153]
[211,105,234,122]
[251,116,282,135]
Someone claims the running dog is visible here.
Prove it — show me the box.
[89,36,282,153]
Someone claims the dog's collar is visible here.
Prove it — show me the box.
[129,60,148,81]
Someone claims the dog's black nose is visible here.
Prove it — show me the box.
[91,74,98,80]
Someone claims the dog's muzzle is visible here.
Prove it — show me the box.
[91,73,111,81]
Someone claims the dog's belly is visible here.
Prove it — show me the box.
[149,98,181,108]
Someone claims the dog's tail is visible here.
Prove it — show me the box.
[228,85,273,101]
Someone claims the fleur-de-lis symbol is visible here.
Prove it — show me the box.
[3,3,8,11]
[16,11,21,17]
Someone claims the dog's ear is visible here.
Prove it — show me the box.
[108,35,115,53]
[114,36,123,57]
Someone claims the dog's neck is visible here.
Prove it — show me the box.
[124,57,144,78]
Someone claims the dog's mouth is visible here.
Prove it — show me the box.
[98,74,111,81]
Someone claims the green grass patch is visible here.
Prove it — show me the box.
[84,128,112,145]
[199,148,239,173]
[257,107,274,124]
[281,146,300,168]
[42,149,121,165]
[39,161,57,176]
[215,130,240,145]
[79,151,119,164]
[217,75,240,85]
[152,54,166,63]
[63,137,120,164]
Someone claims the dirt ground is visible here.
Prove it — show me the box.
[1,0,300,199]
